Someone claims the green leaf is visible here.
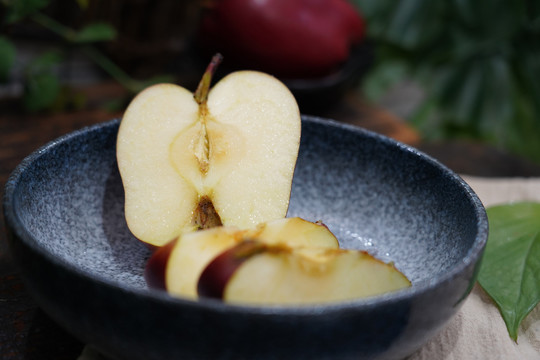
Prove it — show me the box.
[449,60,484,124]
[23,71,60,112]
[452,0,475,26]
[475,0,524,40]
[385,0,445,49]
[73,23,117,43]
[478,202,540,341]
[4,0,49,23]
[477,57,513,136]
[23,51,62,112]
[0,36,16,82]
[361,60,409,102]
[26,50,62,73]
[353,0,540,164]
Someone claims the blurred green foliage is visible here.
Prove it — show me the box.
[1,0,117,112]
[354,0,540,163]
[1,0,169,112]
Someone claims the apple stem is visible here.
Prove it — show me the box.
[194,53,224,105]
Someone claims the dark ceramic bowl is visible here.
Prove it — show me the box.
[3,116,487,360]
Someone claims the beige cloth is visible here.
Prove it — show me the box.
[409,176,540,360]
[79,176,540,360]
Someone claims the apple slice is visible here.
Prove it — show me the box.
[198,241,411,305]
[145,217,339,299]
[117,54,301,246]
[146,226,242,298]
[250,217,336,247]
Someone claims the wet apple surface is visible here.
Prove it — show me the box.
[146,217,410,304]
[117,55,301,246]
[198,240,411,305]
[145,217,340,299]
[120,55,411,305]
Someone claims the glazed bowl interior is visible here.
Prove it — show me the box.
[3,116,487,360]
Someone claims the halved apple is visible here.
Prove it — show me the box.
[117,54,301,246]
[145,217,339,299]
[198,240,411,305]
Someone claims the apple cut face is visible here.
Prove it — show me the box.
[162,226,242,299]
[117,71,301,246]
[144,217,339,299]
[198,241,411,305]
[117,85,199,246]
[249,217,337,248]
[202,72,301,228]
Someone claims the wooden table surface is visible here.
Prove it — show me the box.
[2,82,540,359]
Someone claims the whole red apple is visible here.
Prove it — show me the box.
[197,0,366,78]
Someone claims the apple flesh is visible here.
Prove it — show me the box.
[145,217,339,299]
[198,240,411,305]
[148,226,242,298]
[249,217,337,247]
[117,55,301,246]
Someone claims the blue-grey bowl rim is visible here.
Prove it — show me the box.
[3,115,489,317]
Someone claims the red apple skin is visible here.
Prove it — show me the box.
[144,238,178,290]
[197,240,266,299]
[198,0,366,78]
